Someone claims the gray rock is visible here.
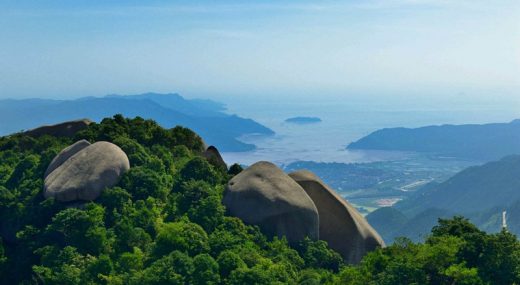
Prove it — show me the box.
[44,141,130,202]
[202,146,227,170]
[24,119,92,137]
[289,170,385,264]
[223,161,319,242]
[44,139,91,178]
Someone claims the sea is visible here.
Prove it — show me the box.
[217,96,520,166]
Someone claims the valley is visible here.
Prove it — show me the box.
[283,155,479,214]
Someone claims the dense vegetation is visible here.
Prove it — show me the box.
[0,115,519,284]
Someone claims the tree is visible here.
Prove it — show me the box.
[6,154,39,189]
[176,180,225,231]
[33,246,89,284]
[227,163,243,176]
[112,137,150,166]
[45,204,111,255]
[179,157,220,185]
[216,250,246,279]
[117,247,144,272]
[140,251,193,285]
[480,229,520,285]
[192,254,220,285]
[0,238,6,275]
[297,238,343,272]
[121,166,170,201]
[227,266,276,285]
[169,126,205,153]
[153,221,209,258]
[99,187,132,213]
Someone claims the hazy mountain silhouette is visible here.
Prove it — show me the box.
[0,93,274,151]
[348,120,520,161]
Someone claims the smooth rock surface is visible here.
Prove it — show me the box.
[44,141,130,202]
[24,119,92,137]
[202,145,227,170]
[289,170,385,264]
[223,161,319,242]
[44,139,91,178]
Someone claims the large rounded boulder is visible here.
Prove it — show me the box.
[44,139,91,178]
[44,141,130,202]
[289,170,385,264]
[223,161,319,242]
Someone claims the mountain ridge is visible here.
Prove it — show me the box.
[348,120,520,160]
[0,93,274,151]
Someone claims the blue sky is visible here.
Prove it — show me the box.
[0,0,519,102]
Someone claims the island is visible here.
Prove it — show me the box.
[284,116,322,124]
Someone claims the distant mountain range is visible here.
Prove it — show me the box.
[367,155,520,243]
[0,93,274,151]
[348,120,520,161]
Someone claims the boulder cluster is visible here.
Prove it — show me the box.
[290,170,385,264]
[44,140,130,202]
[223,161,319,242]
[42,130,382,263]
[224,161,384,264]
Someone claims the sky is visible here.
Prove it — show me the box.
[0,0,519,103]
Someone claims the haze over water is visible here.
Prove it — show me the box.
[1,0,518,166]
[219,96,520,166]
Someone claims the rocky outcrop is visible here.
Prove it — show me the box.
[223,161,319,242]
[289,170,385,264]
[44,139,91,178]
[24,119,92,137]
[203,146,227,170]
[44,141,130,202]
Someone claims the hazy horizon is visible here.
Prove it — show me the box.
[1,0,519,103]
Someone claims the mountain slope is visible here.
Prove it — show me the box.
[395,155,520,215]
[348,120,520,160]
[365,207,407,242]
[368,155,520,243]
[0,115,346,284]
[0,93,274,151]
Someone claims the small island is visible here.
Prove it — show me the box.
[285,116,322,124]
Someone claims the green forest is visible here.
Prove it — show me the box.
[0,115,519,284]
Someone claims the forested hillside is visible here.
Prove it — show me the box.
[348,120,520,160]
[0,115,518,284]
